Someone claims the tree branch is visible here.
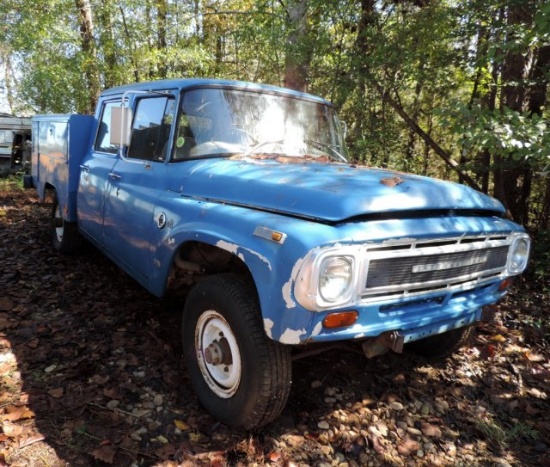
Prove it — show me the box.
[370,79,482,192]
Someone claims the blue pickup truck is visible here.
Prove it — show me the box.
[26,78,530,429]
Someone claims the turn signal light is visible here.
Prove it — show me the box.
[499,278,515,291]
[323,311,358,329]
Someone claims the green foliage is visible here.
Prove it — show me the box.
[530,230,550,284]
[472,416,539,449]
[439,102,550,164]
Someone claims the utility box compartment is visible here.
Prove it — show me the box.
[31,114,94,221]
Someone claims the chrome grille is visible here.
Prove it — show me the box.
[361,235,511,301]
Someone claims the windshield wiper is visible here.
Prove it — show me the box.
[244,139,285,156]
[303,139,347,162]
[243,138,347,162]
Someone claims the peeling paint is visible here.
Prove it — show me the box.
[216,240,239,254]
[311,322,323,337]
[282,281,294,309]
[282,255,306,309]
[280,327,306,344]
[264,318,274,339]
[241,246,272,270]
[215,240,272,270]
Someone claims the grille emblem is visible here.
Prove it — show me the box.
[412,255,488,273]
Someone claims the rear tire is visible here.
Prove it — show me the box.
[406,325,475,359]
[182,274,292,430]
[51,195,81,254]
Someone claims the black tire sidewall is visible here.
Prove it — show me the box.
[50,196,80,254]
[182,275,280,429]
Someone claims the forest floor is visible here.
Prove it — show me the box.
[1,179,549,467]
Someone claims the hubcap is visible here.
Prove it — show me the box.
[195,310,241,398]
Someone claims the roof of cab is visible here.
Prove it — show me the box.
[99,78,332,105]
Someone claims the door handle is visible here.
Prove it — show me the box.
[109,172,122,181]
[80,164,90,172]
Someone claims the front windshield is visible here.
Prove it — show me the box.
[172,87,348,161]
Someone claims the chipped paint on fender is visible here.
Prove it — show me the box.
[311,321,323,337]
[264,318,274,339]
[280,327,307,344]
[282,255,306,309]
[216,240,239,254]
[215,240,272,270]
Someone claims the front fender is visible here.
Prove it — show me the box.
[147,197,319,341]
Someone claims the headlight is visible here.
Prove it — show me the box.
[319,256,353,303]
[507,233,530,274]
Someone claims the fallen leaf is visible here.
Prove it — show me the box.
[91,445,117,464]
[188,432,202,443]
[2,422,24,438]
[26,338,39,349]
[155,443,176,458]
[174,419,190,431]
[2,406,35,422]
[397,436,421,455]
[490,334,506,343]
[48,388,64,398]
[524,351,545,362]
[268,451,282,462]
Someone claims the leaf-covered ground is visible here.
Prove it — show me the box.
[1,182,549,466]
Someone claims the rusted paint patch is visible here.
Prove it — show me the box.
[380,176,405,187]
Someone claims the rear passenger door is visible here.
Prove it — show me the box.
[77,100,120,242]
[102,95,176,279]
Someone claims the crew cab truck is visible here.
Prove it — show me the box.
[26,78,531,430]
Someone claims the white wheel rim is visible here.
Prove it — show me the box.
[195,310,241,398]
[54,204,64,243]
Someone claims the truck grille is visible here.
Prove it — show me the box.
[361,235,510,301]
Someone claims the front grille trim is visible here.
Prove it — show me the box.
[359,235,511,303]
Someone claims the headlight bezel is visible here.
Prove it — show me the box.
[318,255,354,303]
[506,232,531,275]
[294,246,360,311]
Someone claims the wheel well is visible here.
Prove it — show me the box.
[167,241,254,291]
[43,183,56,201]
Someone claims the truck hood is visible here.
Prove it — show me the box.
[179,157,505,222]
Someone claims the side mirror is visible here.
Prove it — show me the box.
[110,106,132,146]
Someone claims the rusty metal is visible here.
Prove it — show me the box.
[362,331,404,358]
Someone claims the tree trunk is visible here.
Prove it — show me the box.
[157,0,168,78]
[497,2,534,224]
[75,0,100,113]
[284,0,310,91]
[98,0,117,88]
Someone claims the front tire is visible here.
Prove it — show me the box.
[406,325,475,359]
[182,274,292,430]
[51,195,81,254]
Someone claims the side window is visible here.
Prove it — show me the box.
[94,101,120,154]
[127,96,175,162]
